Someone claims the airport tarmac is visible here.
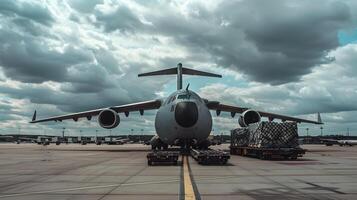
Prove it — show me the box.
[0,143,356,200]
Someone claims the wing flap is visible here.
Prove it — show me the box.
[207,102,248,113]
[207,102,323,124]
[257,111,323,124]
[30,99,162,123]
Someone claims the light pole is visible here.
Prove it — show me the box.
[320,126,323,137]
[17,127,21,144]
[347,128,350,137]
[62,127,66,143]
[140,129,144,143]
[62,127,66,138]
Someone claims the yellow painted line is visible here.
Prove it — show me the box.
[183,155,195,200]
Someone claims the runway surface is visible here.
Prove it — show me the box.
[0,143,356,199]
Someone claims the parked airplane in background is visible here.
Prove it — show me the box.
[337,140,357,146]
[16,137,36,144]
[30,63,323,149]
[323,139,357,146]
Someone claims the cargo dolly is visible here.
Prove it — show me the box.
[190,149,230,165]
[147,150,180,165]
[230,146,306,160]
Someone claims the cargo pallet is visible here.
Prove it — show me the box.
[190,149,230,165]
[147,150,180,165]
[230,146,305,160]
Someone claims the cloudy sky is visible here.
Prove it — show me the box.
[1,0,357,137]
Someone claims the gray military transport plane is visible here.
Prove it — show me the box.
[30,63,322,149]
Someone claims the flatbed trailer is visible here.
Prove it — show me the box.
[190,149,230,164]
[147,151,180,165]
[230,146,305,160]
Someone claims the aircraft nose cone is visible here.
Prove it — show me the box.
[175,102,198,128]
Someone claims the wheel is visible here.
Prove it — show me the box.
[259,154,265,160]
[291,156,297,160]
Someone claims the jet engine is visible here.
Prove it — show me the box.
[238,109,261,127]
[98,109,120,129]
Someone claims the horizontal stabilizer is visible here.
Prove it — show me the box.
[138,67,177,77]
[138,63,222,90]
[138,67,221,78]
[182,68,222,78]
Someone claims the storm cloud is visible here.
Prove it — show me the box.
[0,0,356,135]
[0,0,54,26]
[154,0,353,84]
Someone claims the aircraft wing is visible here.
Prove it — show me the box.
[206,102,323,124]
[30,99,162,123]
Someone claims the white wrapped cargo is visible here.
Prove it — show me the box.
[231,121,299,148]
[230,128,250,147]
[248,122,299,148]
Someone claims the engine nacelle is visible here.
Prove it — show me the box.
[238,109,261,127]
[98,109,120,129]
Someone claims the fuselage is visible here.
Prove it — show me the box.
[154,89,212,145]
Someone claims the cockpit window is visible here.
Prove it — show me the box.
[166,95,176,105]
[177,94,190,99]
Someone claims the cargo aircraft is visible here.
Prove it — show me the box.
[30,63,322,149]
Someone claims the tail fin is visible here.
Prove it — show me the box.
[138,63,221,90]
[32,110,37,122]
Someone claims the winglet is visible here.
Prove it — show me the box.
[317,112,323,124]
[31,110,37,122]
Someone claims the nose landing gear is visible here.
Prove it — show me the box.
[151,140,168,150]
